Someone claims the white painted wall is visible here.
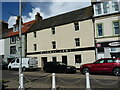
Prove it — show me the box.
[0,39,4,55]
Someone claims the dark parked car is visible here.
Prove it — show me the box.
[80,58,120,76]
[43,62,76,73]
[1,61,8,70]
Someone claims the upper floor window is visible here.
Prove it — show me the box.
[51,27,55,35]
[103,2,110,14]
[113,21,120,35]
[94,1,119,16]
[95,3,102,15]
[34,44,37,51]
[10,46,16,54]
[112,2,119,12]
[75,38,80,47]
[74,22,79,31]
[10,37,16,44]
[34,32,36,38]
[97,23,103,37]
[52,41,56,49]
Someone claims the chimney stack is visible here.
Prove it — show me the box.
[16,16,23,25]
[35,12,43,21]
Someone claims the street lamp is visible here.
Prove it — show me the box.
[18,0,24,89]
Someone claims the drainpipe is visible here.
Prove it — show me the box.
[92,5,97,61]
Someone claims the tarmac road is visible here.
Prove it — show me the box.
[2,69,120,90]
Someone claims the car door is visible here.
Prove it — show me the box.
[92,59,105,72]
[102,59,115,72]
[15,59,20,68]
[12,59,20,69]
[58,62,66,73]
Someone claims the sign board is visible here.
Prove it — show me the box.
[109,42,120,46]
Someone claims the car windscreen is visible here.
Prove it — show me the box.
[59,62,66,65]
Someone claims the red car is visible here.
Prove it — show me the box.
[80,58,120,76]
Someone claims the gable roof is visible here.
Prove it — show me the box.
[3,20,36,38]
[28,6,93,33]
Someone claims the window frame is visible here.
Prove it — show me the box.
[94,3,102,16]
[112,20,120,36]
[75,55,82,64]
[96,23,104,37]
[97,47,104,53]
[74,22,79,31]
[75,38,80,47]
[10,46,16,54]
[34,44,37,51]
[112,1,119,12]
[103,2,110,14]
[34,31,37,38]
[10,37,16,44]
[52,41,56,49]
[51,27,55,35]
[94,1,119,16]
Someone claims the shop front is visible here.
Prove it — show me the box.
[96,41,120,59]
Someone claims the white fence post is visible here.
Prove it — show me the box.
[86,73,91,90]
[18,74,24,90]
[52,73,56,90]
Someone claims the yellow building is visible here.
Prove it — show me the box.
[27,6,96,69]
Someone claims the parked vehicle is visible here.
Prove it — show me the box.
[80,58,120,76]
[2,61,9,70]
[8,57,38,71]
[43,62,76,73]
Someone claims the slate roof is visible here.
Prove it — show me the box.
[28,6,93,33]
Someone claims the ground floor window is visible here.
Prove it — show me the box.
[10,46,16,54]
[62,56,67,65]
[97,47,104,53]
[52,57,57,62]
[75,55,82,64]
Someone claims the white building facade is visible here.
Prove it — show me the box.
[93,0,120,59]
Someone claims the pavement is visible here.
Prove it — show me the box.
[2,69,120,90]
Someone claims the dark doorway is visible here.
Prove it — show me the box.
[41,57,47,67]
[62,56,67,65]
[52,57,57,62]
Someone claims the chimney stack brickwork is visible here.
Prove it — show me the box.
[35,12,43,21]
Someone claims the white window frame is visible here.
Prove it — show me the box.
[103,2,110,14]
[94,1,119,17]
[10,37,16,44]
[113,21,120,35]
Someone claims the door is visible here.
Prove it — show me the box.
[92,59,105,72]
[41,57,47,68]
[62,56,67,65]
[11,59,19,69]
[15,59,20,68]
[102,59,115,72]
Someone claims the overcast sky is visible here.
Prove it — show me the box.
[2,0,91,28]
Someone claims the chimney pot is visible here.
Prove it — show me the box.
[35,12,43,21]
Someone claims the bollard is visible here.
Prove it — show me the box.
[51,73,56,90]
[86,73,91,90]
[18,74,24,90]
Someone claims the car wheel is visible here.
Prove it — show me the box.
[9,66,11,70]
[82,67,89,74]
[22,67,26,72]
[113,67,120,76]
